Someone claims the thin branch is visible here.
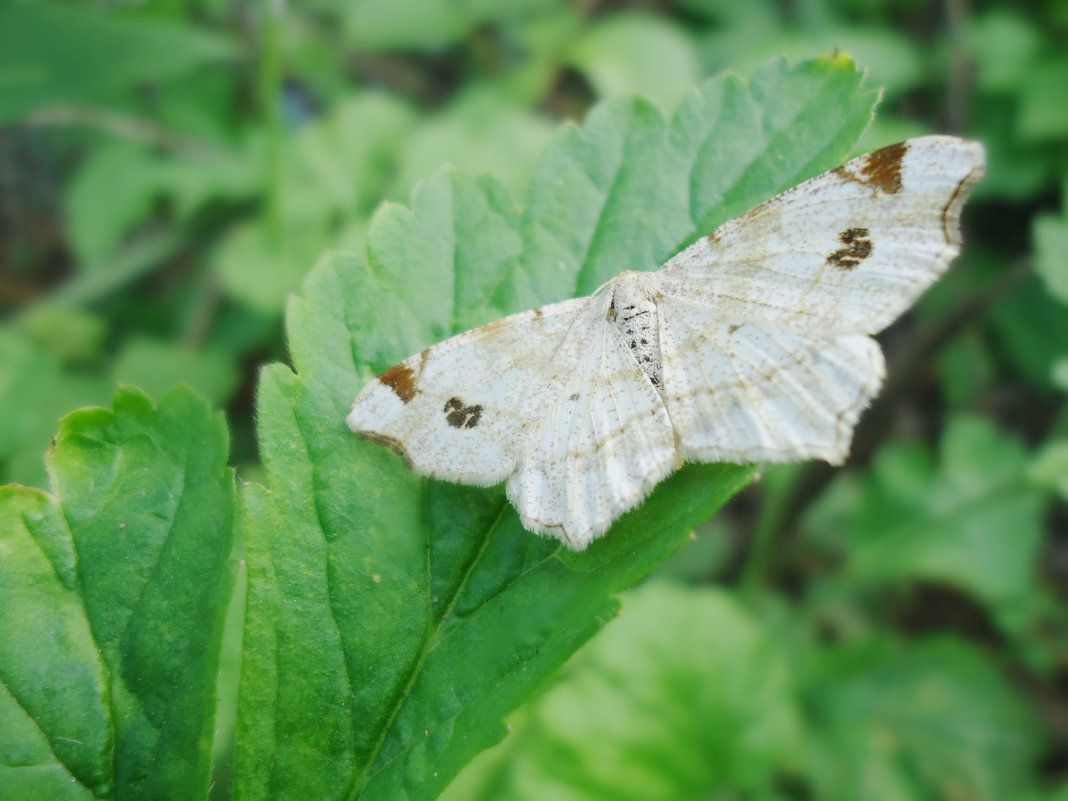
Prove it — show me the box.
[944,0,973,133]
[18,105,222,158]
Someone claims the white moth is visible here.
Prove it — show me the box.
[348,136,986,550]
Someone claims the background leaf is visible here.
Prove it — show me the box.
[0,1,237,123]
[566,13,701,113]
[805,417,1045,611]
[0,386,236,800]
[804,638,1044,801]
[1033,178,1068,305]
[440,581,801,800]
[51,387,236,800]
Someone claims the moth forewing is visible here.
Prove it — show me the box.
[659,135,986,336]
[347,297,591,486]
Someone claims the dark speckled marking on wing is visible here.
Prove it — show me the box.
[826,227,873,270]
[443,397,483,429]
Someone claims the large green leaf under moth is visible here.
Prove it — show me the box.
[235,54,879,801]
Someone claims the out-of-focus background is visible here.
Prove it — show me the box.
[2,1,1067,797]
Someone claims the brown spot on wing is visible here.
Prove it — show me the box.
[827,227,872,270]
[378,362,417,403]
[834,141,908,195]
[860,142,907,193]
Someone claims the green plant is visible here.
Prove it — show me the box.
[3,2,1067,799]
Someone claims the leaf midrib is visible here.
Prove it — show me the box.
[347,492,510,800]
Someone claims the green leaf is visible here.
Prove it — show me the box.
[989,273,1068,389]
[110,337,240,407]
[803,416,1047,624]
[1033,178,1068,306]
[281,93,419,223]
[965,10,1043,93]
[66,140,255,270]
[0,1,237,123]
[339,0,562,50]
[14,305,108,364]
[566,12,701,113]
[67,94,411,281]
[215,220,327,314]
[234,55,878,800]
[1016,59,1068,142]
[805,638,1045,801]
[938,329,998,409]
[215,94,418,313]
[1054,358,1068,392]
[0,328,110,488]
[239,346,755,800]
[521,53,876,304]
[0,386,236,800]
[390,89,555,201]
[695,14,921,100]
[52,387,236,800]
[0,487,111,800]
[1029,441,1068,501]
[440,582,800,800]
[808,28,922,97]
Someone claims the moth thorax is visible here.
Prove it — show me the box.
[610,280,663,390]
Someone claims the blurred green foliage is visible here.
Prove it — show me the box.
[1,0,1066,800]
